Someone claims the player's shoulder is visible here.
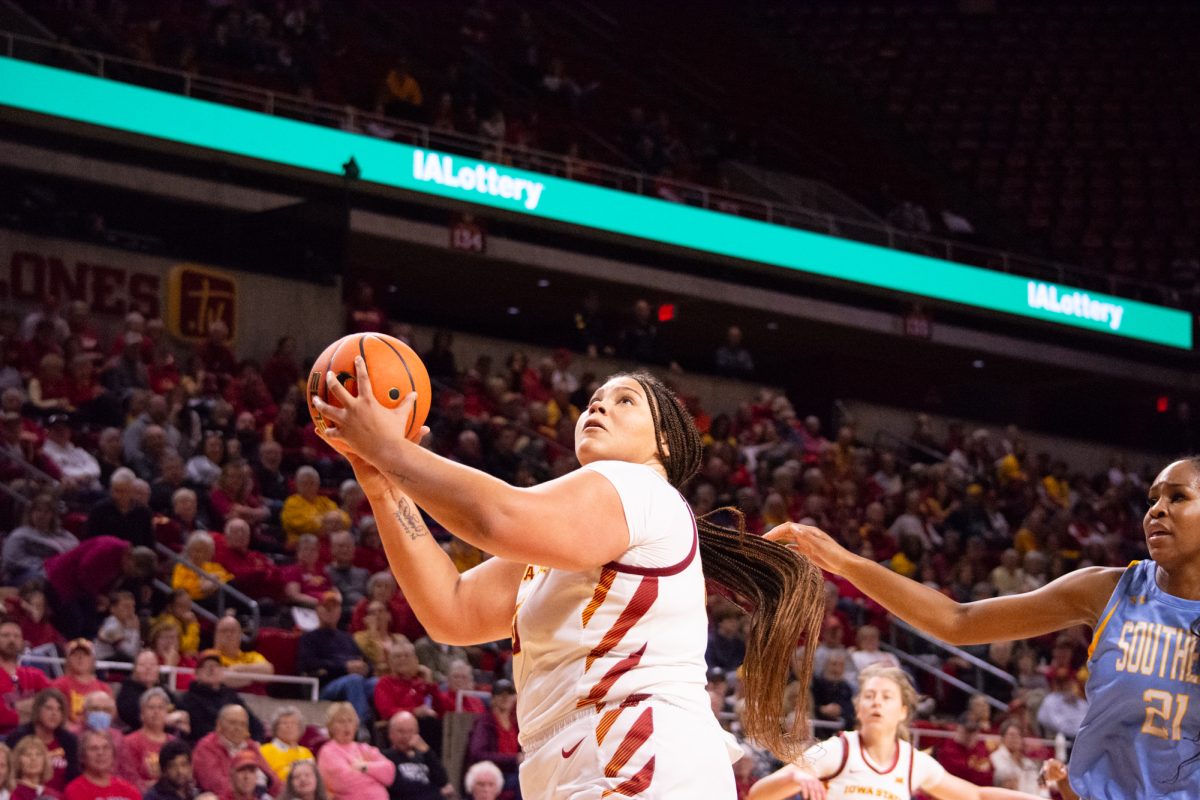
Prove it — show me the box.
[1046,564,1127,602]
[580,460,679,501]
[1021,564,1125,629]
[581,459,665,480]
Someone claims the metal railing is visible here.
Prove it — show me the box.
[884,618,1018,713]
[154,543,261,639]
[870,428,967,477]
[18,653,319,701]
[881,644,1009,713]
[0,29,1187,309]
[0,445,61,498]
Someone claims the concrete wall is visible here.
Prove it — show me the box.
[0,228,342,364]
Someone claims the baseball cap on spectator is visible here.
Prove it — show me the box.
[231,751,260,771]
[67,638,93,655]
[197,648,223,666]
[317,591,342,608]
[492,679,516,696]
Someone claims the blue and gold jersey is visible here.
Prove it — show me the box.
[1072,560,1200,799]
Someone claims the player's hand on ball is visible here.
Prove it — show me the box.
[315,355,412,463]
[765,522,849,573]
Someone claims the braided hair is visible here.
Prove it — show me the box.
[625,372,825,760]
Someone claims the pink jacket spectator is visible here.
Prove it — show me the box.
[316,740,395,800]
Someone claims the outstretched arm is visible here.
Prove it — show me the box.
[314,357,631,571]
[766,523,1121,645]
[350,453,525,646]
[924,773,1055,800]
[747,764,826,800]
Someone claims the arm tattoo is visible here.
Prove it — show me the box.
[392,496,428,541]
[386,469,412,486]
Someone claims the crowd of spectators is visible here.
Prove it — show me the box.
[25,1,754,207]
[0,285,1160,797]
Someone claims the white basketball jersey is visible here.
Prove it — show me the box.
[511,460,713,747]
[802,731,946,800]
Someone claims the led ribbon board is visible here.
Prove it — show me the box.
[0,57,1191,349]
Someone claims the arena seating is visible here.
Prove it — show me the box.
[0,281,1145,793]
[751,0,1200,289]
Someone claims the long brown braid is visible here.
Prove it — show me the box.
[625,371,825,760]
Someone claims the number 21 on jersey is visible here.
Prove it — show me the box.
[1142,689,1191,740]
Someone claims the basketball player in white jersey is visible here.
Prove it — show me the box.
[749,666,1049,800]
[314,364,824,798]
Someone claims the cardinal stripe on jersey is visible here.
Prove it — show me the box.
[582,567,618,628]
[601,756,655,798]
[585,576,658,672]
[595,707,623,747]
[577,643,648,710]
[604,706,654,778]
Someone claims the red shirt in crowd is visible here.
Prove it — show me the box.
[934,736,995,786]
[215,546,283,601]
[372,674,450,720]
[45,732,72,791]
[51,675,112,723]
[0,663,51,735]
[280,564,332,601]
[348,594,425,642]
[352,546,389,576]
[123,731,174,792]
[12,783,62,800]
[44,537,129,604]
[64,774,141,800]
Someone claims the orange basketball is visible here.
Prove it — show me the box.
[306,333,432,444]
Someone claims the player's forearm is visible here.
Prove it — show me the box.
[839,552,971,643]
[366,483,485,643]
[746,767,816,800]
[368,437,525,550]
[1049,779,1080,800]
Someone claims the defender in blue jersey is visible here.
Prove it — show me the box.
[769,457,1200,800]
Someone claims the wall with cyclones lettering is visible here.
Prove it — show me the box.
[0,229,341,362]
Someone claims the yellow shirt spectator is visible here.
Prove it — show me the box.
[383,68,423,107]
[1013,526,1039,555]
[281,494,342,545]
[150,614,201,655]
[219,649,271,669]
[889,551,919,579]
[261,741,314,781]
[448,537,485,573]
[171,561,233,600]
[997,453,1026,485]
[282,467,346,546]
[1042,474,1070,508]
[545,397,580,428]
